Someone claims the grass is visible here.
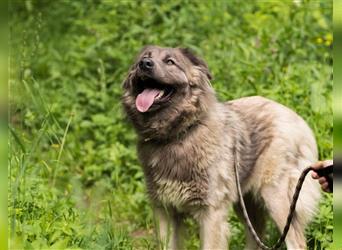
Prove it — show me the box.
[9,1,332,249]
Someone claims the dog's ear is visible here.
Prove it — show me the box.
[179,48,212,80]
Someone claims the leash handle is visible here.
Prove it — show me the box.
[313,164,333,192]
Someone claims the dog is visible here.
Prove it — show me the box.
[122,46,320,250]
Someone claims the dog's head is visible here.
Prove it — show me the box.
[122,46,216,141]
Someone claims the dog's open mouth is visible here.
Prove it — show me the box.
[135,77,175,113]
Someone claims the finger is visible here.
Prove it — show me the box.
[311,172,319,179]
[319,177,327,184]
[321,182,330,192]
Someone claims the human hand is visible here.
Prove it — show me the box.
[311,160,333,193]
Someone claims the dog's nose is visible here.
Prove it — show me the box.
[139,58,154,71]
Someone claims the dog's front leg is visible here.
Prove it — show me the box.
[199,205,229,250]
[154,206,184,250]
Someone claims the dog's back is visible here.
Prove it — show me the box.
[227,95,318,187]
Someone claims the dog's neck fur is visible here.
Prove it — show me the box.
[137,100,230,209]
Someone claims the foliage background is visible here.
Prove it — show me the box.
[9,0,333,249]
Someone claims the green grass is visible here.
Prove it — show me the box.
[9,1,332,249]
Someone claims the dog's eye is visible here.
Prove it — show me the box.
[166,59,175,65]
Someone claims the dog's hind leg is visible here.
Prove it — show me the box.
[261,184,305,249]
[260,165,320,250]
[234,192,267,250]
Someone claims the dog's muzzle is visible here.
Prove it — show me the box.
[139,58,154,71]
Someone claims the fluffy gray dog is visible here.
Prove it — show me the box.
[122,46,320,250]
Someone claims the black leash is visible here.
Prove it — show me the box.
[234,161,333,250]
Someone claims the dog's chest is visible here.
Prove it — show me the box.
[139,136,220,209]
[153,177,208,209]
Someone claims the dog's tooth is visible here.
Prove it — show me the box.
[156,90,164,99]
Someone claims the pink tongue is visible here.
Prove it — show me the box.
[135,88,161,112]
